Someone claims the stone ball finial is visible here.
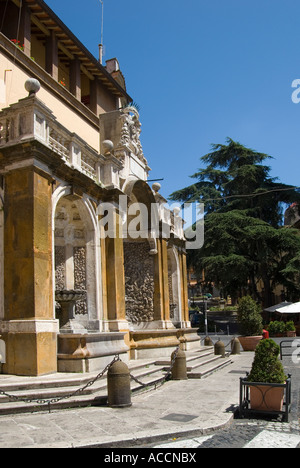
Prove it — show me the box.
[102,140,114,154]
[25,78,41,96]
[152,182,161,193]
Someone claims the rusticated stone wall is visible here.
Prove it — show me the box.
[124,242,154,324]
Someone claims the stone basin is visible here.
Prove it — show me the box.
[55,289,87,334]
[55,290,86,303]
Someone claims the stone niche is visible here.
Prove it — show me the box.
[54,194,101,333]
[124,241,155,327]
[54,200,88,322]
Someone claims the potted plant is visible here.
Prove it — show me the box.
[267,320,286,337]
[237,296,263,351]
[286,321,296,338]
[247,339,287,412]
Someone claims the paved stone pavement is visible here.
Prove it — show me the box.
[0,340,299,449]
[0,351,252,448]
[152,352,300,449]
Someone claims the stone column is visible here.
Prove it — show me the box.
[1,164,58,376]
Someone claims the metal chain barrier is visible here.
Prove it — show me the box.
[130,346,180,394]
[0,354,121,412]
[0,348,180,411]
[201,336,235,351]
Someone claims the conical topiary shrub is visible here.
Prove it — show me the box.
[248,339,287,384]
[247,339,287,412]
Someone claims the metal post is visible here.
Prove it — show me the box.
[204,300,208,336]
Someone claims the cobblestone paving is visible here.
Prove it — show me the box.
[154,420,300,449]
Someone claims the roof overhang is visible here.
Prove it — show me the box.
[11,0,132,102]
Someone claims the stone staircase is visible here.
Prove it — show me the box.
[0,346,233,415]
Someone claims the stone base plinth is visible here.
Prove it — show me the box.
[57,332,129,373]
[177,328,201,351]
[129,328,200,360]
[0,320,59,376]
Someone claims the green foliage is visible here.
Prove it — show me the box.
[170,138,300,301]
[286,321,296,332]
[267,320,296,335]
[247,339,287,384]
[267,321,286,336]
[237,296,263,337]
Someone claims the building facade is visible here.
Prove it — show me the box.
[0,0,196,376]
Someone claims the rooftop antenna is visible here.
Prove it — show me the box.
[98,0,104,64]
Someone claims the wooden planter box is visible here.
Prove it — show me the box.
[239,374,292,422]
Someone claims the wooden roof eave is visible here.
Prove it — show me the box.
[21,0,132,101]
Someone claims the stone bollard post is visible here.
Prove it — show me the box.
[231,337,241,355]
[204,336,213,347]
[214,339,226,358]
[171,348,188,380]
[107,360,132,408]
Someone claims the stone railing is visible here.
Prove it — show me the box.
[0,95,103,184]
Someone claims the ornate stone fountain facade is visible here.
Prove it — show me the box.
[0,80,196,375]
[0,0,198,377]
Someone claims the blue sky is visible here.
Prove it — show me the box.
[46,0,300,200]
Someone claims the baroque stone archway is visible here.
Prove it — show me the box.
[53,187,101,333]
[122,178,160,329]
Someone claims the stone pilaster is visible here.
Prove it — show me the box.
[153,238,174,329]
[179,251,190,326]
[103,210,128,333]
[1,163,58,376]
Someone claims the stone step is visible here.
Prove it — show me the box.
[0,367,168,415]
[188,356,233,379]
[187,354,227,371]
[0,362,166,396]
[0,374,102,393]
[0,391,108,415]
[0,358,164,392]
[154,347,215,366]
[0,348,232,415]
